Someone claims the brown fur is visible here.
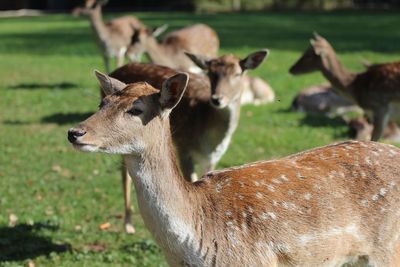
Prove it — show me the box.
[76,0,145,73]
[128,24,219,71]
[69,77,400,266]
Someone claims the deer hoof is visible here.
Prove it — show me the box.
[125,223,136,234]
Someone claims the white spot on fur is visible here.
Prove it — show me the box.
[254,181,260,186]
[372,194,379,201]
[267,184,275,192]
[272,178,281,184]
[365,156,372,165]
[256,192,263,199]
[304,193,312,200]
[280,174,289,182]
[361,199,368,207]
[379,188,388,197]
[267,212,277,220]
[225,211,232,217]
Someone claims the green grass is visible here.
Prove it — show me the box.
[0,11,399,266]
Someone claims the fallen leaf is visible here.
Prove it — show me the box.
[99,222,111,230]
[52,165,62,173]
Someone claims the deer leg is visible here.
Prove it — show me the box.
[371,106,390,141]
[103,55,111,74]
[122,157,135,234]
[116,54,124,68]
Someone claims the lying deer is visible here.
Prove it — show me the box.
[68,71,400,266]
[291,83,359,116]
[74,0,145,73]
[92,50,267,234]
[129,24,274,106]
[290,33,400,141]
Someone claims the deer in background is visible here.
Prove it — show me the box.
[68,70,400,266]
[74,0,145,73]
[97,50,267,235]
[129,24,275,105]
[290,33,400,141]
[128,23,219,73]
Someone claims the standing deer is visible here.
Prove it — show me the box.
[68,71,400,266]
[108,50,266,234]
[75,0,145,73]
[129,24,275,106]
[128,23,219,73]
[289,33,400,141]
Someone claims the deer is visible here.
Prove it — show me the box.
[74,0,146,73]
[289,33,400,141]
[68,70,400,266]
[129,24,275,106]
[106,50,267,234]
[128,23,219,74]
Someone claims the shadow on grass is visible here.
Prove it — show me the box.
[0,222,71,262]
[41,112,93,125]
[1,12,400,56]
[298,113,352,139]
[8,82,78,90]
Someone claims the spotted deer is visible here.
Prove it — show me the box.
[290,33,400,141]
[68,71,400,266]
[74,0,145,73]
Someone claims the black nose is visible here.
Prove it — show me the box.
[211,95,222,106]
[68,128,86,143]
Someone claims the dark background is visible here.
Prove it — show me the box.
[1,0,400,11]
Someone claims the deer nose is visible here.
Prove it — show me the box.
[211,95,222,106]
[68,128,86,143]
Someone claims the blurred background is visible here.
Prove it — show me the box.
[2,0,400,11]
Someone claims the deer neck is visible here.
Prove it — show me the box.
[125,120,202,263]
[320,50,356,100]
[89,5,108,41]
[145,37,174,66]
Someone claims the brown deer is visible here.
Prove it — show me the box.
[290,33,400,141]
[93,50,267,235]
[68,71,400,266]
[74,0,145,73]
[128,23,219,73]
[129,24,275,106]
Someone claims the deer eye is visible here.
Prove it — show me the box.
[127,107,143,116]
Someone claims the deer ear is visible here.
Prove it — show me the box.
[152,24,168,37]
[94,70,126,96]
[159,73,189,112]
[240,49,269,71]
[185,52,210,70]
[313,31,322,40]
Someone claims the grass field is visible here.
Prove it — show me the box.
[1,10,400,266]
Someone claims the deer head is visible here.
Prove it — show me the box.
[289,32,334,75]
[185,50,268,108]
[68,71,188,154]
[128,25,169,62]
